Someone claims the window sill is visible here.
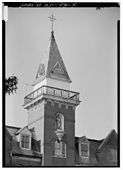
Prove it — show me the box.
[20,147,31,150]
[80,156,89,158]
[52,155,67,159]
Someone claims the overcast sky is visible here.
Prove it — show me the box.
[6,7,119,139]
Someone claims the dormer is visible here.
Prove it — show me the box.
[16,126,31,150]
[79,136,90,163]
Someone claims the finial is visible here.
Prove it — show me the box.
[48,13,56,32]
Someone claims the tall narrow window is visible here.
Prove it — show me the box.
[55,141,66,158]
[55,141,61,156]
[56,113,64,131]
[79,141,89,163]
[80,143,89,157]
[62,141,66,157]
[21,134,30,149]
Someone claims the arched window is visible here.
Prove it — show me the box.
[54,140,66,158]
[56,113,64,131]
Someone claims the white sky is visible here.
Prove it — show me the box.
[5,7,119,139]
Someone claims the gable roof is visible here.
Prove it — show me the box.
[33,31,71,85]
[97,129,117,152]
[79,136,89,143]
[15,126,31,135]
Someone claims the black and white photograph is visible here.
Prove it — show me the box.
[3,2,120,167]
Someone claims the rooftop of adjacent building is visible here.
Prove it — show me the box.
[5,125,41,158]
[5,125,117,161]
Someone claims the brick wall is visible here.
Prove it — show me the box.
[27,99,76,166]
[43,101,75,166]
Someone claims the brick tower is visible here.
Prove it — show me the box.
[24,26,80,166]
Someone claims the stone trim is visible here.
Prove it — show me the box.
[45,99,76,110]
[24,93,80,109]
[47,99,55,106]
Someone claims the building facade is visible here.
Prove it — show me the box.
[5,29,118,167]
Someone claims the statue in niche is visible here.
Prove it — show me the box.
[56,113,64,131]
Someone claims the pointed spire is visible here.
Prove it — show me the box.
[46,31,71,82]
[51,30,55,42]
[34,16,71,85]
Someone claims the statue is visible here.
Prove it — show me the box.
[56,113,63,131]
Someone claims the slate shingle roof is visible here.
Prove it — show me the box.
[33,31,71,85]
[6,125,21,136]
[97,129,117,152]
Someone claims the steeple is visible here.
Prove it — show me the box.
[34,18,71,90]
[24,14,80,167]
[46,31,71,82]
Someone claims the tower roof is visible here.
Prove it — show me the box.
[34,31,71,85]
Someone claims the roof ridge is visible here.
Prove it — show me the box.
[15,125,29,135]
[6,125,21,129]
